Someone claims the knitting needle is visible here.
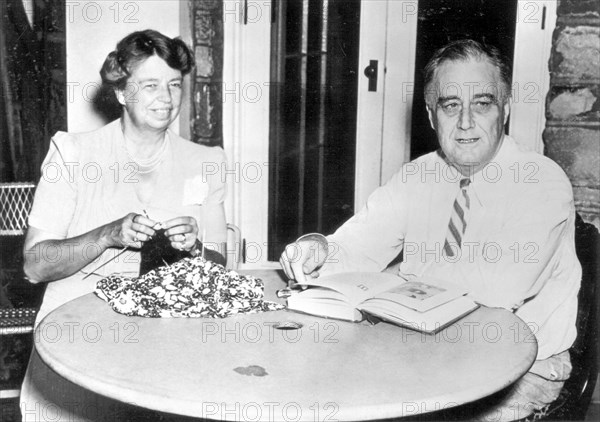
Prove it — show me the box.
[199,199,206,260]
[84,209,153,279]
[200,225,206,259]
[82,247,128,279]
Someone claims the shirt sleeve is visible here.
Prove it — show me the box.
[466,169,580,360]
[321,170,408,275]
[28,132,79,238]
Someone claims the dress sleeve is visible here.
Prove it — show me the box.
[202,147,227,206]
[28,132,79,238]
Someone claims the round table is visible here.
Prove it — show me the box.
[35,270,537,421]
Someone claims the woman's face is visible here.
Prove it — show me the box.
[117,54,183,133]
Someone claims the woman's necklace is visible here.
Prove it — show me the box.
[122,132,169,175]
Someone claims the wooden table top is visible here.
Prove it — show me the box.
[35,269,537,421]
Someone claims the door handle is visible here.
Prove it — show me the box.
[364,60,378,92]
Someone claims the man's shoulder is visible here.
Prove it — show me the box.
[392,150,455,185]
[491,136,575,208]
[501,136,571,185]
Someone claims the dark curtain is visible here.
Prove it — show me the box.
[0,0,66,183]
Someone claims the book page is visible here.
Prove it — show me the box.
[369,279,468,312]
[295,272,404,307]
[388,282,446,300]
[363,296,479,334]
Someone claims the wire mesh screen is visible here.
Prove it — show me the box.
[0,182,36,236]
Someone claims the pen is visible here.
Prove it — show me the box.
[276,285,293,299]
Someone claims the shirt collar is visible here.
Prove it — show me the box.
[437,134,517,208]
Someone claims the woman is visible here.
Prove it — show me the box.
[21,30,227,421]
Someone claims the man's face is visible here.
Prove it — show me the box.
[426,57,510,176]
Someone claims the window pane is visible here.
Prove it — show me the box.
[269,0,360,260]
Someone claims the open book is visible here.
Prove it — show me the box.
[286,272,479,334]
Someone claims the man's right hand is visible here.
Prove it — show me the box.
[279,234,329,284]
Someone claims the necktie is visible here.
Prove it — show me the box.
[444,178,471,257]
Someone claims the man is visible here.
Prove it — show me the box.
[280,40,581,421]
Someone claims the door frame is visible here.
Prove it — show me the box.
[509,0,557,153]
[223,0,272,267]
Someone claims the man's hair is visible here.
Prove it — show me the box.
[100,29,194,90]
[423,39,512,106]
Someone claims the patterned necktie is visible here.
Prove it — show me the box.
[444,178,471,257]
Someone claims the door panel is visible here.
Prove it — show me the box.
[354,0,387,209]
[355,0,417,209]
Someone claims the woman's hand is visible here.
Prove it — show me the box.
[102,212,159,249]
[24,212,158,283]
[162,216,199,251]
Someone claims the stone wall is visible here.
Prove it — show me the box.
[544,0,600,228]
[190,0,223,147]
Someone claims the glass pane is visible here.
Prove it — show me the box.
[285,0,305,55]
[269,0,360,260]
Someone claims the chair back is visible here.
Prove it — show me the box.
[556,214,599,418]
[538,214,599,421]
[0,182,36,236]
[226,223,242,270]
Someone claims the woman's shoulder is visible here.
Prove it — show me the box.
[50,120,119,161]
[51,120,120,152]
[169,131,227,163]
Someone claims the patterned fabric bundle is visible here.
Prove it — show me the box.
[95,257,284,318]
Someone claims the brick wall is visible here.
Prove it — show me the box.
[190,0,223,147]
[544,0,600,228]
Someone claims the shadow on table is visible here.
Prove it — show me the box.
[112,389,516,422]
[121,386,512,422]
[372,385,520,421]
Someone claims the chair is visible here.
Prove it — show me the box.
[520,213,599,421]
[226,223,243,270]
[0,182,38,335]
[0,182,38,402]
[0,182,36,237]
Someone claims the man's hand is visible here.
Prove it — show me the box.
[279,234,329,284]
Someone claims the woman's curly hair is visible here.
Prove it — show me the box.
[100,29,194,90]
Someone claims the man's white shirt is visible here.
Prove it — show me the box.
[322,135,581,360]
